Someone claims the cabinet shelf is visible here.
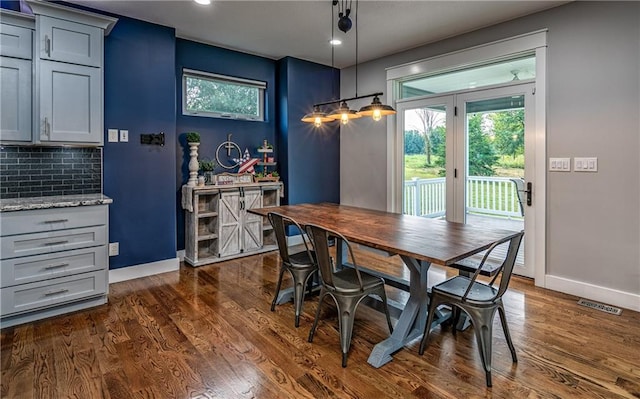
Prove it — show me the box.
[197,233,218,241]
[198,211,218,218]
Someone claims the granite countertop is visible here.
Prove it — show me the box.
[0,194,113,212]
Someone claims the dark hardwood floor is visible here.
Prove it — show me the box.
[2,249,639,398]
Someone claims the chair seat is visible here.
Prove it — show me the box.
[433,276,498,302]
[330,268,384,294]
[288,250,316,268]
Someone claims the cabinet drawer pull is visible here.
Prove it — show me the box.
[44,288,69,296]
[44,263,69,270]
[43,219,69,224]
[45,34,51,56]
[43,240,69,246]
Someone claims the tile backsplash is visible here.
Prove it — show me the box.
[0,146,102,199]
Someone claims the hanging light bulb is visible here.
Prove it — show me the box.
[328,101,362,124]
[358,95,396,121]
[301,106,333,127]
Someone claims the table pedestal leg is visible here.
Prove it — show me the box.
[368,256,449,368]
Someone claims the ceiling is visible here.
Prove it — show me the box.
[66,0,568,69]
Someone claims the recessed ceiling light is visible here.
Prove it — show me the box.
[194,0,211,5]
[329,39,342,46]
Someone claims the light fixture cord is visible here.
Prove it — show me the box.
[331,0,335,100]
[355,0,358,97]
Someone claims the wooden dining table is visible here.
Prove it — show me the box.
[248,203,521,368]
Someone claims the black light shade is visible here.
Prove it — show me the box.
[301,106,334,127]
[327,101,362,124]
[358,96,397,121]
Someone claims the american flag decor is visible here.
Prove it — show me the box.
[234,148,259,174]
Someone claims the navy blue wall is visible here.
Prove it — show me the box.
[277,57,340,205]
[2,1,342,266]
[175,39,277,250]
[103,17,177,269]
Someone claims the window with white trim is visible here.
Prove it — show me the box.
[182,69,266,121]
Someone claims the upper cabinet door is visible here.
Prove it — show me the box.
[0,24,32,59]
[38,16,102,67]
[39,60,101,144]
[0,57,32,142]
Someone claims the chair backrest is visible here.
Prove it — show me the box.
[493,231,524,298]
[462,231,524,302]
[305,223,364,291]
[267,212,313,265]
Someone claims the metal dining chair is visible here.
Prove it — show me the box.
[268,212,318,328]
[418,231,524,387]
[305,223,394,368]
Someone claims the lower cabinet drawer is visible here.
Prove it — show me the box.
[1,226,107,259]
[0,270,107,316]
[0,246,107,288]
[0,205,107,236]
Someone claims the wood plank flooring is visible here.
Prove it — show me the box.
[2,249,639,398]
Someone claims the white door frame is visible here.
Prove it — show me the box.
[386,30,547,285]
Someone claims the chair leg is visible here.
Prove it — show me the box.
[308,288,327,343]
[468,307,497,387]
[497,304,517,363]
[336,295,360,368]
[291,268,314,328]
[271,266,286,312]
[452,307,460,337]
[377,287,394,334]
[419,294,442,355]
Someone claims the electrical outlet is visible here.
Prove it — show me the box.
[108,242,119,256]
[120,129,129,142]
[108,129,119,143]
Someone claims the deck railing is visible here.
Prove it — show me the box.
[404,176,523,218]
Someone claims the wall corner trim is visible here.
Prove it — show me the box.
[109,257,180,284]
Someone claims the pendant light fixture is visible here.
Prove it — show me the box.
[301,106,334,127]
[301,0,396,126]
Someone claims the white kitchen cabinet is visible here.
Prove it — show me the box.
[37,15,102,67]
[0,11,33,143]
[0,57,32,142]
[38,60,101,143]
[0,1,117,146]
[184,182,282,267]
[0,22,32,59]
[0,205,110,328]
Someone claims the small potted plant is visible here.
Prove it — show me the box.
[199,159,216,184]
[186,132,200,143]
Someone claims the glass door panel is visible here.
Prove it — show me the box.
[458,84,534,276]
[397,96,453,219]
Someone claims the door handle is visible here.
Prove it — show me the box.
[45,35,51,57]
[525,182,532,206]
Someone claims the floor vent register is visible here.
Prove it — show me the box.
[577,298,622,315]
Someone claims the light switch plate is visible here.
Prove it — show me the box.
[120,130,129,142]
[108,129,118,143]
[549,157,571,171]
[575,157,597,172]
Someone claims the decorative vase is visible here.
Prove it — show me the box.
[187,142,200,186]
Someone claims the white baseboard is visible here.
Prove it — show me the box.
[109,257,180,284]
[545,275,640,313]
[177,249,185,261]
